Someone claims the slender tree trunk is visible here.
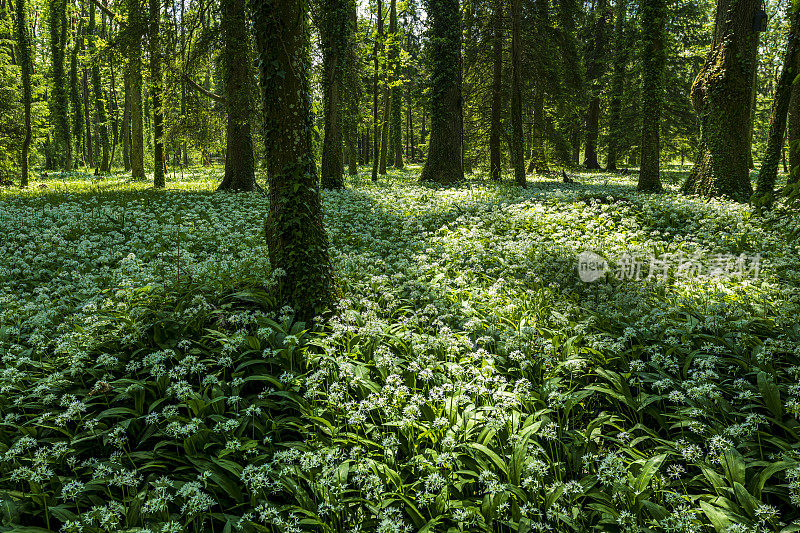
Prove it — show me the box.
[150,0,165,187]
[217,0,256,191]
[15,0,32,187]
[511,0,525,186]
[49,0,72,170]
[606,0,627,171]
[638,0,664,192]
[388,0,403,169]
[372,0,382,182]
[345,1,360,176]
[747,46,760,169]
[122,73,131,171]
[320,0,351,189]
[583,0,608,170]
[253,0,337,320]
[69,14,84,167]
[126,0,145,180]
[681,0,760,202]
[420,0,463,184]
[788,81,800,185]
[753,5,800,207]
[83,68,93,167]
[89,4,110,172]
[489,0,502,181]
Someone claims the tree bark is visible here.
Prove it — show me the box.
[126,0,145,180]
[420,0,463,184]
[217,0,256,191]
[637,0,664,192]
[388,0,403,169]
[320,0,350,189]
[69,14,84,167]
[49,0,72,170]
[15,0,32,187]
[788,80,800,185]
[753,5,800,207]
[253,0,337,320]
[681,0,760,202]
[90,4,111,172]
[371,0,382,182]
[122,73,131,171]
[511,0,525,186]
[149,0,165,188]
[606,0,627,171]
[489,0,502,182]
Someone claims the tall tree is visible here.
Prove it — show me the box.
[149,0,165,188]
[510,0,525,186]
[89,4,110,172]
[253,0,337,319]
[371,0,383,182]
[680,0,760,202]
[69,14,84,166]
[49,0,72,170]
[344,1,360,176]
[583,0,609,170]
[319,0,352,189]
[217,0,256,191]
[389,0,403,169]
[15,0,32,187]
[489,0,502,182]
[125,0,145,180]
[419,0,463,184]
[788,81,800,185]
[637,0,664,192]
[753,4,800,207]
[606,0,628,171]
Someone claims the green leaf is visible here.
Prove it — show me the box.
[757,371,782,418]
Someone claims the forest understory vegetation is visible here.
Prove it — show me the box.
[1,166,799,532]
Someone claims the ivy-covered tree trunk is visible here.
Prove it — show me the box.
[419,0,463,184]
[606,0,628,171]
[217,0,255,191]
[90,5,111,172]
[753,5,800,207]
[253,0,337,320]
[49,0,72,170]
[345,1,360,176]
[789,82,800,185]
[489,0,502,182]
[680,0,759,202]
[122,74,130,171]
[637,0,664,192]
[149,0,165,188]
[69,14,84,167]
[125,0,145,180]
[389,0,403,169]
[510,0,525,186]
[371,0,382,182]
[319,0,351,189]
[15,0,31,187]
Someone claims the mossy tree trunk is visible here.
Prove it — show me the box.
[122,74,130,171]
[583,0,608,171]
[253,0,337,320]
[681,0,760,202]
[217,0,255,191]
[388,0,403,169]
[15,0,32,187]
[49,0,72,170]
[420,0,463,184]
[637,0,664,192]
[489,0,502,182]
[149,0,165,188]
[319,0,352,189]
[125,0,145,180]
[753,5,800,207]
[69,13,84,167]
[371,0,383,182]
[606,0,628,171]
[89,4,111,172]
[789,81,800,185]
[510,0,525,186]
[344,1,360,176]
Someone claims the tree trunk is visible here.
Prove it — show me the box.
[253,0,337,320]
[218,0,256,191]
[150,0,165,188]
[49,0,72,170]
[371,0,382,182]
[511,0,525,186]
[345,1,360,176]
[681,0,759,202]
[69,13,84,167]
[90,5,110,172]
[583,0,608,170]
[583,96,601,169]
[420,0,463,184]
[489,0,502,181]
[637,0,664,192]
[379,88,390,174]
[15,0,32,187]
[753,5,800,207]
[83,68,93,168]
[788,80,800,185]
[122,73,131,171]
[389,0,403,169]
[606,0,627,171]
[320,0,350,189]
[125,0,145,180]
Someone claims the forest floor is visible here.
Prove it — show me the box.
[1,166,799,532]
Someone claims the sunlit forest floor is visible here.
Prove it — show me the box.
[1,165,799,532]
